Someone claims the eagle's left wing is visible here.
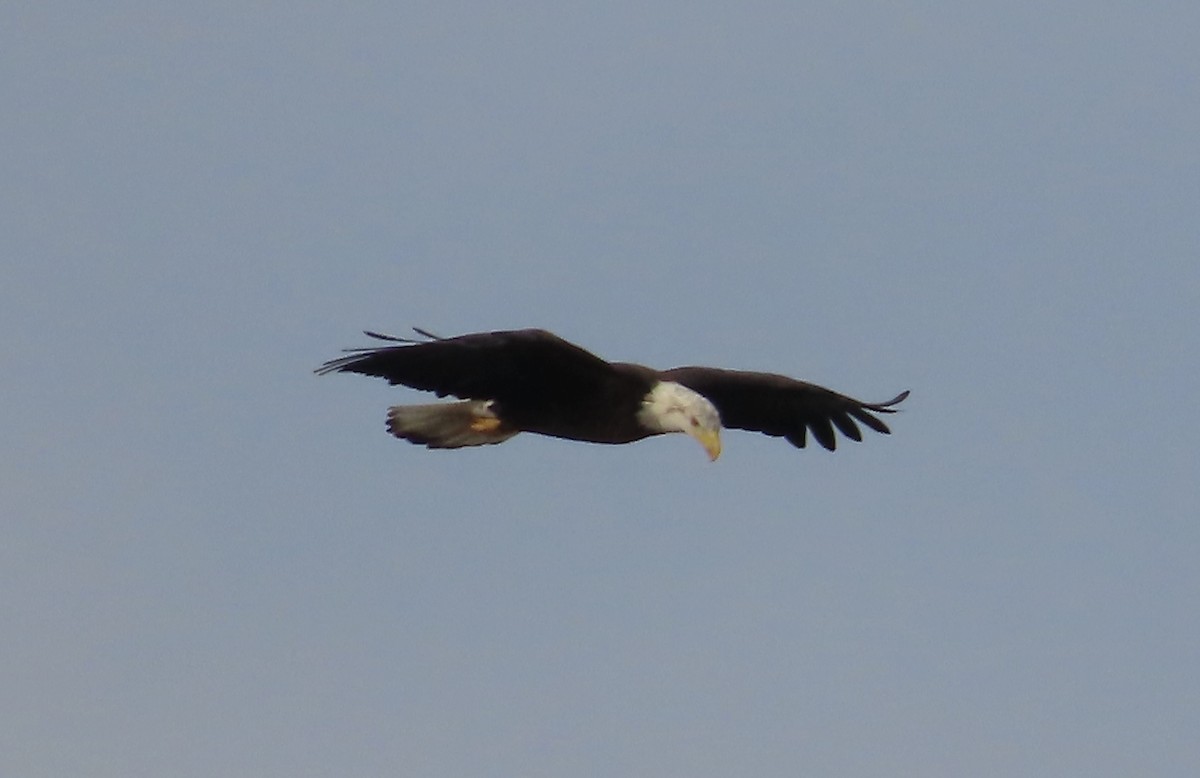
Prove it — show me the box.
[661,366,908,451]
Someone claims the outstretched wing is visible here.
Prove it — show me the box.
[661,366,908,451]
[316,328,621,404]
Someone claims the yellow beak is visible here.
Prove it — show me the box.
[693,427,722,461]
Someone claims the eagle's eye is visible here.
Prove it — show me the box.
[689,417,700,427]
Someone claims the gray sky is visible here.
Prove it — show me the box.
[4,2,1198,776]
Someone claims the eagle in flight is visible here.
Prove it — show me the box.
[316,328,907,460]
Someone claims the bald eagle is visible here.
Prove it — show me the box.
[316,328,908,460]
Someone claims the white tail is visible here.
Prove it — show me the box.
[386,401,518,449]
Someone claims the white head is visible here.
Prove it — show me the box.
[637,381,723,461]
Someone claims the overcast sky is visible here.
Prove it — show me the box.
[4,3,1198,776]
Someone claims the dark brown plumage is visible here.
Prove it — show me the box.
[316,328,907,457]
[659,366,905,451]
